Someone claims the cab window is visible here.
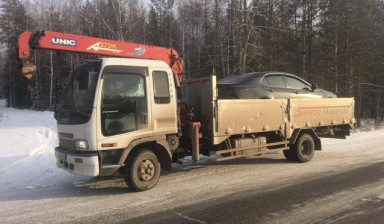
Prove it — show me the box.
[101,68,147,136]
[153,71,170,104]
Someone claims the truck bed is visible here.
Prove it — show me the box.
[181,76,355,145]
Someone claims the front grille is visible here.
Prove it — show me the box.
[59,138,75,151]
[58,132,74,139]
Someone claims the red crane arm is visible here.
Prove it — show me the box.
[18,30,183,82]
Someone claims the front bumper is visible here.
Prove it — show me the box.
[55,147,99,176]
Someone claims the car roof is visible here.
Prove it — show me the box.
[218,72,311,86]
[217,72,266,85]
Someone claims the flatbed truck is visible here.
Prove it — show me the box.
[18,31,355,191]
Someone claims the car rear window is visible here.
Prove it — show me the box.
[266,75,286,88]
[261,77,269,86]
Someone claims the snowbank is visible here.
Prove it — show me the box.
[0,107,83,192]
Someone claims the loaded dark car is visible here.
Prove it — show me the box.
[218,72,336,99]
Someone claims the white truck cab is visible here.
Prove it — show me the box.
[55,58,179,189]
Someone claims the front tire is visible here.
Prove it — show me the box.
[124,150,161,191]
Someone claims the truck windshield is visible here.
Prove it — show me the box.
[55,61,101,124]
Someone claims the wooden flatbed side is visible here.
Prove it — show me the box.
[181,76,355,146]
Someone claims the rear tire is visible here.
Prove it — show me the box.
[283,149,296,161]
[284,133,315,163]
[124,150,161,191]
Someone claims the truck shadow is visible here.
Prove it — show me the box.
[167,153,293,174]
[208,157,292,166]
[0,156,293,202]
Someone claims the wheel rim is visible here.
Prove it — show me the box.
[300,140,312,156]
[138,159,155,182]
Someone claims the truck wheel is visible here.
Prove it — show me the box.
[283,149,296,161]
[124,150,161,191]
[292,133,315,163]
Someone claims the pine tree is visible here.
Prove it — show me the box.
[147,6,160,45]
[150,0,175,47]
[80,0,97,37]
[0,0,30,107]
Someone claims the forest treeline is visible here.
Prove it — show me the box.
[0,0,383,124]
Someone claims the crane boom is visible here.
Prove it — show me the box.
[18,30,183,82]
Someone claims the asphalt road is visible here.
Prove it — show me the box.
[128,162,384,224]
[1,130,384,224]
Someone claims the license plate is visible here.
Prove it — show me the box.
[57,151,67,162]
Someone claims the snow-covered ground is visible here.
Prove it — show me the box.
[0,102,87,192]
[0,102,383,223]
[358,118,384,131]
[0,102,383,193]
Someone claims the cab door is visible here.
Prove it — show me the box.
[97,66,153,150]
[150,69,178,135]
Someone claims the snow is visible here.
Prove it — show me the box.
[0,105,86,192]
[358,119,384,131]
[0,104,383,223]
[0,102,383,193]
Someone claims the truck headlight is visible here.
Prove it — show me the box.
[75,139,88,150]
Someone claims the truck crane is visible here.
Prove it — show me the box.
[19,30,184,82]
[18,30,355,192]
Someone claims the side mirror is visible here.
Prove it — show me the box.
[311,83,318,91]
